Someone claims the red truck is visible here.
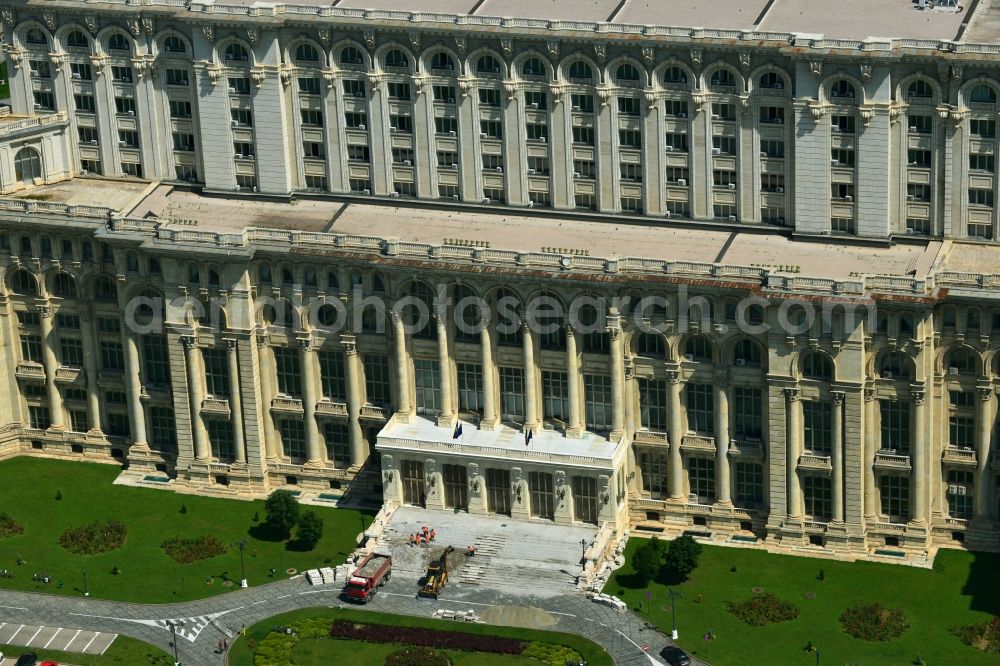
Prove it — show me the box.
[344,552,392,603]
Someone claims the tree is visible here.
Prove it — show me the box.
[296,510,324,550]
[663,535,702,582]
[632,538,668,585]
[264,490,300,536]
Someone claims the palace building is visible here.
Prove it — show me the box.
[2,0,1000,562]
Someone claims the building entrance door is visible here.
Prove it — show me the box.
[529,471,555,520]
[401,460,425,507]
[442,464,468,510]
[485,468,511,516]
[572,476,598,524]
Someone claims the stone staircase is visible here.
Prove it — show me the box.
[455,534,507,585]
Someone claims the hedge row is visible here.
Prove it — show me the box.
[329,620,525,654]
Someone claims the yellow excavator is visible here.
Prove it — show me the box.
[418,545,455,599]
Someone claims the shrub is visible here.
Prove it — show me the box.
[264,490,300,536]
[161,535,227,564]
[59,519,126,555]
[252,631,296,666]
[632,539,666,585]
[384,647,451,666]
[952,616,1000,653]
[727,592,800,626]
[0,512,24,539]
[295,510,324,550]
[663,535,703,582]
[840,603,909,641]
[328,621,525,655]
[522,642,584,665]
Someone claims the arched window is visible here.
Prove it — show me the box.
[385,49,409,69]
[408,281,436,339]
[899,314,914,337]
[224,43,249,63]
[615,63,641,83]
[107,33,131,54]
[25,28,47,47]
[709,69,735,90]
[340,46,365,66]
[188,264,200,286]
[879,352,909,379]
[521,57,544,77]
[942,307,957,329]
[634,332,665,357]
[663,66,687,87]
[494,287,523,347]
[93,275,117,302]
[907,79,932,99]
[967,309,981,331]
[281,268,294,287]
[452,284,480,343]
[684,335,712,363]
[568,60,593,81]
[477,54,501,75]
[372,274,386,294]
[9,269,36,296]
[303,267,317,288]
[948,348,979,375]
[208,268,220,287]
[970,84,997,104]
[535,291,566,351]
[149,258,161,275]
[733,339,762,367]
[14,148,41,185]
[327,271,340,292]
[66,30,89,49]
[258,263,272,285]
[830,80,857,100]
[163,35,185,54]
[294,43,319,64]
[801,352,833,380]
[53,273,76,299]
[430,52,454,72]
[759,72,784,90]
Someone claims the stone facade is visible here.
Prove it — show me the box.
[0,1,999,561]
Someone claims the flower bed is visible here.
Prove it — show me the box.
[161,535,227,564]
[328,620,525,655]
[727,592,800,626]
[952,616,1000,653]
[839,603,909,641]
[58,519,126,555]
[0,512,24,539]
[385,647,451,665]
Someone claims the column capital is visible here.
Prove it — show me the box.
[297,337,315,352]
[180,335,197,350]
[831,390,846,406]
[37,304,53,318]
[978,385,994,402]
[783,387,800,401]
[864,386,876,402]
[340,335,358,355]
[224,337,239,352]
[666,369,681,384]
[909,384,926,405]
[255,331,270,349]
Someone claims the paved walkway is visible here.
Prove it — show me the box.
[0,622,115,654]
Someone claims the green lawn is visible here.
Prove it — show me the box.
[0,635,172,665]
[0,457,375,603]
[608,538,1000,665]
[228,608,613,666]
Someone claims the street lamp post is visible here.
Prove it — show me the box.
[167,620,185,666]
[237,538,248,588]
[82,569,88,597]
[666,588,683,640]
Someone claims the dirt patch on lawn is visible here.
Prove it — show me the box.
[480,605,559,630]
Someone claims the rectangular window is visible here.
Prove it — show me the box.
[279,418,306,459]
[907,114,932,134]
[434,85,457,104]
[70,409,89,434]
[347,145,370,163]
[165,68,189,86]
[229,76,251,94]
[759,106,785,124]
[298,76,320,94]
[78,126,99,144]
[457,362,484,413]
[907,183,931,202]
[950,415,976,449]
[151,406,176,450]
[686,383,714,434]
[480,120,503,140]
[111,65,133,83]
[664,99,688,118]
[230,108,252,127]
[688,457,715,503]
[273,347,301,396]
[479,88,501,107]
[711,103,735,121]
[584,374,613,432]
[831,217,856,234]
[498,366,525,421]
[831,115,856,133]
[712,136,737,155]
[59,337,84,367]
[735,462,764,507]
[803,400,833,454]
[388,82,411,100]
[880,400,910,454]
[571,94,594,113]
[638,379,667,432]
[732,387,762,439]
[73,93,96,113]
[969,189,995,208]
[28,406,51,430]
[363,354,391,405]
[323,422,351,468]
[620,163,643,182]
[880,475,910,523]
[760,139,785,158]
[804,476,832,521]
[434,117,458,135]
[526,123,549,142]
[619,129,642,149]
[318,350,345,401]
[70,62,92,80]
[970,118,996,138]
[541,371,568,421]
[831,148,855,167]
[169,100,192,119]
[302,141,325,159]
[106,412,130,438]
[344,112,367,129]
[20,334,42,363]
[617,96,640,116]
[100,341,124,371]
[300,109,323,127]
[946,470,974,520]
[118,130,139,148]
[832,183,855,200]
[172,133,195,152]
[665,132,689,152]
[208,420,235,460]
[414,359,442,413]
[906,217,931,235]
[524,90,548,110]
[572,126,595,146]
[202,347,229,398]
[33,91,55,111]
[342,79,366,99]
[113,96,135,115]
[970,153,996,173]
[908,149,932,168]
[640,452,667,498]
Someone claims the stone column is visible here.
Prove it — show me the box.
[342,336,366,466]
[863,387,878,519]
[522,322,539,432]
[225,339,246,464]
[79,310,102,433]
[182,336,208,461]
[911,385,928,524]
[832,390,845,523]
[566,325,583,438]
[714,373,732,506]
[38,305,64,430]
[123,331,148,448]
[609,319,625,441]
[256,335,281,460]
[976,385,994,519]
[299,339,324,466]
[785,388,802,519]
[436,312,455,428]
[390,310,412,423]
[667,369,685,500]
[480,316,499,430]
